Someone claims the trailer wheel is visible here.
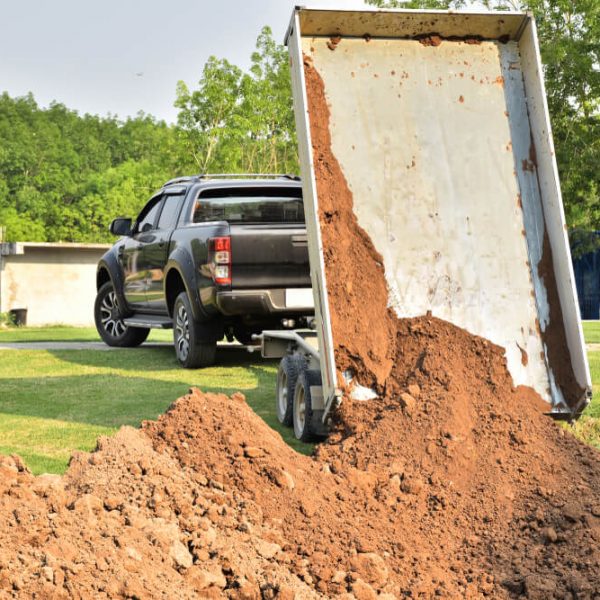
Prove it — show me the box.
[293,369,321,442]
[276,355,306,427]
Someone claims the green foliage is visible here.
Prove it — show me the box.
[366,0,600,236]
[0,93,179,242]
[0,26,298,242]
[0,312,17,328]
[175,26,298,175]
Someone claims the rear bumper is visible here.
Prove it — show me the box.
[216,288,314,316]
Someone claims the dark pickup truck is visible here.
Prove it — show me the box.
[94,175,312,367]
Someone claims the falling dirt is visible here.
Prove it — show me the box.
[302,52,396,391]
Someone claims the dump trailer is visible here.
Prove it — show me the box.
[259,6,592,441]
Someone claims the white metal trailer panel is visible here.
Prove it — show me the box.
[286,7,591,417]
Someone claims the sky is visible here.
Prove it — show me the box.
[0,0,368,124]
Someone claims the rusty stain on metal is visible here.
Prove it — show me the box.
[458,95,465,103]
[522,158,535,173]
[528,141,538,168]
[327,35,342,51]
[416,33,443,46]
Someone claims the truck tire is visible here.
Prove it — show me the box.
[276,354,306,427]
[293,369,322,442]
[94,282,149,348]
[173,291,217,368]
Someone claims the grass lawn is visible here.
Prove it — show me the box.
[0,337,313,474]
[568,322,600,448]
[0,325,172,343]
[0,322,599,474]
[582,321,600,344]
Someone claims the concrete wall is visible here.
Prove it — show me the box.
[0,242,110,327]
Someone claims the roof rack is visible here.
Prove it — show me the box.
[162,173,301,188]
[163,176,196,187]
[198,173,301,181]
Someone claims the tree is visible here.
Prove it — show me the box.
[365,0,600,243]
[0,91,182,242]
[175,26,298,175]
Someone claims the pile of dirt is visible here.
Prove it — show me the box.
[0,415,316,599]
[1,354,600,598]
[1,46,600,600]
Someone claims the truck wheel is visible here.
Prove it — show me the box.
[276,354,306,427]
[173,291,217,368]
[293,369,321,442]
[94,282,149,348]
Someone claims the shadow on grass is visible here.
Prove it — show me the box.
[46,344,259,372]
[1,347,313,455]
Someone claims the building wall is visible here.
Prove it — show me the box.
[0,243,110,327]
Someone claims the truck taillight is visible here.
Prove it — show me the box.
[209,236,231,285]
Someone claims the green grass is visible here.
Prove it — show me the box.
[582,321,600,344]
[0,344,313,474]
[1,322,600,475]
[567,322,600,449]
[0,325,172,343]
[569,347,600,449]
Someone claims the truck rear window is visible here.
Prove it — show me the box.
[193,187,305,224]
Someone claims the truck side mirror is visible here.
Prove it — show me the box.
[110,218,132,236]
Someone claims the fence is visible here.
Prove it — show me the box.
[0,242,110,327]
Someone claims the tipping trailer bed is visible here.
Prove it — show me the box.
[262,7,592,441]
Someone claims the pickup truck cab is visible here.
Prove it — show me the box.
[94,174,312,367]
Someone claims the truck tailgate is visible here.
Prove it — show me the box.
[287,8,591,417]
[230,224,311,289]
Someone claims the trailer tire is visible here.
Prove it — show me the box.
[293,369,322,442]
[276,354,306,427]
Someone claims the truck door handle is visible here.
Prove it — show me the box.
[158,241,165,248]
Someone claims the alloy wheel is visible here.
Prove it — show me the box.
[175,303,190,361]
[100,290,126,337]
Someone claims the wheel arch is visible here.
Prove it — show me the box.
[96,254,130,316]
[165,267,188,318]
[164,249,211,322]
